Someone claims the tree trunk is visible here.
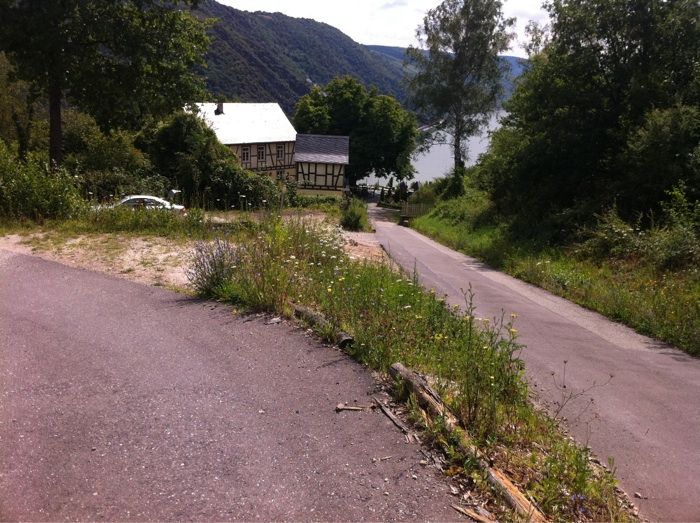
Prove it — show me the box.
[453,120,464,170]
[48,77,63,167]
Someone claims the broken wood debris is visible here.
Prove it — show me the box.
[335,402,374,413]
[291,304,354,349]
[451,504,498,523]
[390,362,547,523]
[373,396,412,434]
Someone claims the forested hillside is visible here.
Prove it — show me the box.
[200,1,523,113]
[199,1,406,113]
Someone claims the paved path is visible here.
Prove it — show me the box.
[0,249,459,521]
[372,207,700,522]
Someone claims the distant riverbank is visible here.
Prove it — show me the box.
[359,111,504,186]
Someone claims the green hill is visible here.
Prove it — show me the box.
[199,1,525,114]
[199,1,406,114]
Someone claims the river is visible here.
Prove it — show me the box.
[359,111,504,186]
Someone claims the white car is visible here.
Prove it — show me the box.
[116,195,186,214]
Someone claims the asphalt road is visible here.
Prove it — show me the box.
[0,249,459,521]
[373,208,700,522]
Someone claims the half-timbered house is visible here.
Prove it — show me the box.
[196,103,350,192]
[196,102,297,181]
[293,134,349,190]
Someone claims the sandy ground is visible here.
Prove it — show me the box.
[0,229,386,290]
[343,231,388,263]
[0,233,192,289]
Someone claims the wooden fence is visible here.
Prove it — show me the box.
[401,202,433,218]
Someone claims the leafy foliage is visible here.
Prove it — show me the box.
[0,141,83,220]
[140,111,279,209]
[476,0,700,233]
[187,238,241,296]
[294,76,418,185]
[340,198,371,231]
[60,111,167,200]
[0,0,210,163]
[407,0,515,168]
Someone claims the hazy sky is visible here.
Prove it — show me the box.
[216,0,549,58]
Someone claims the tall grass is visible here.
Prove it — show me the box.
[188,216,626,521]
[48,206,260,240]
[414,197,700,357]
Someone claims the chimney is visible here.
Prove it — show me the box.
[215,101,224,115]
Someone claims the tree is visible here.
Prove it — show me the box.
[0,52,42,161]
[140,112,279,209]
[294,76,417,186]
[0,1,209,165]
[477,0,700,230]
[407,0,514,169]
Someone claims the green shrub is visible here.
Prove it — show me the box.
[61,110,160,200]
[0,142,84,220]
[577,208,640,260]
[579,188,699,270]
[440,167,467,200]
[340,197,370,231]
[408,181,439,205]
[187,239,240,296]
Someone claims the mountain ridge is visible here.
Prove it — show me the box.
[199,1,524,114]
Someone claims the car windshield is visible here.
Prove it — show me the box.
[120,196,169,207]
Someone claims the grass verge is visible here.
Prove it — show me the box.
[188,215,633,521]
[0,207,260,241]
[413,213,700,357]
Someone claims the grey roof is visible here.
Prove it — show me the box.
[294,134,349,164]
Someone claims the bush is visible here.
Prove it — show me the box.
[440,167,467,200]
[408,181,439,205]
[0,142,84,220]
[62,111,160,200]
[622,105,700,215]
[340,197,370,231]
[579,188,699,270]
[187,239,240,296]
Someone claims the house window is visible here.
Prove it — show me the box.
[257,145,265,161]
[241,146,250,163]
[276,144,284,160]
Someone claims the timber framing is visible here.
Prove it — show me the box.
[195,104,350,191]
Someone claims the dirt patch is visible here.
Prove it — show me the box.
[0,212,387,290]
[342,231,388,263]
[0,233,192,290]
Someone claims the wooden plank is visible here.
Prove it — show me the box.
[389,363,547,523]
[450,504,498,523]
